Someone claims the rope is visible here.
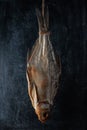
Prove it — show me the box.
[42,0,45,17]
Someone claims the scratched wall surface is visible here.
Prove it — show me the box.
[0,0,87,130]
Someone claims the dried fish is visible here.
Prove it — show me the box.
[26,0,61,123]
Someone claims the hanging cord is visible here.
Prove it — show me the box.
[42,0,49,33]
[42,0,45,18]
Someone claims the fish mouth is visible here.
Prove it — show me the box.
[40,111,49,123]
[37,109,50,123]
[35,101,51,123]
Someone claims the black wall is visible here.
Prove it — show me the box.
[0,0,87,130]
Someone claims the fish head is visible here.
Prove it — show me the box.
[35,102,51,123]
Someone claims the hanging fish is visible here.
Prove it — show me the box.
[26,1,61,123]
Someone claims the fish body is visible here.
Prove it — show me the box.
[26,7,61,123]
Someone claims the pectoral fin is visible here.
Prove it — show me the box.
[27,48,30,67]
[26,68,34,107]
[26,67,39,109]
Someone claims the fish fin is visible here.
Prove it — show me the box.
[27,48,30,66]
[26,67,35,108]
[36,8,43,32]
[44,6,49,31]
[26,66,39,109]
[27,38,39,65]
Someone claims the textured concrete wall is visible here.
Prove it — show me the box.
[0,0,86,129]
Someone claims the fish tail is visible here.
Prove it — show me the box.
[36,1,49,34]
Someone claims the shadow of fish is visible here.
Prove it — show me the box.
[26,6,61,123]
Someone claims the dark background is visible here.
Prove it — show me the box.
[0,0,87,129]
